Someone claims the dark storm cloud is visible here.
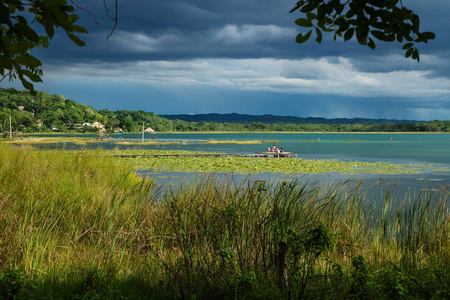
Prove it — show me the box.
[22,0,450,121]
[45,0,445,62]
[32,1,392,62]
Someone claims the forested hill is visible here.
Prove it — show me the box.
[161,113,414,124]
[0,88,171,133]
[2,87,450,133]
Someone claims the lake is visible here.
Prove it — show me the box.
[98,132,450,199]
[32,132,450,165]
[28,132,450,200]
[120,132,450,165]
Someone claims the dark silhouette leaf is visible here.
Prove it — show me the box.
[296,30,312,43]
[315,27,322,43]
[295,18,313,27]
[67,33,85,46]
[402,43,414,49]
[344,28,354,41]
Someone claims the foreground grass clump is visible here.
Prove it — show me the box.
[0,144,153,291]
[1,144,450,299]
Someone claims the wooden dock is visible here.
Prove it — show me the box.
[108,152,295,158]
[254,152,294,158]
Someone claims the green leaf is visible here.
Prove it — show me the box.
[339,22,350,32]
[15,16,40,43]
[402,43,414,50]
[296,30,312,43]
[371,30,387,41]
[344,28,354,41]
[301,3,316,13]
[7,40,32,55]
[334,2,344,15]
[14,22,40,44]
[295,18,313,27]
[385,34,396,42]
[72,25,88,34]
[289,1,303,13]
[0,55,7,70]
[67,33,85,46]
[317,4,327,20]
[334,16,345,26]
[44,16,55,38]
[405,47,414,58]
[412,49,420,62]
[412,15,420,33]
[420,32,436,40]
[306,13,317,21]
[21,78,33,90]
[356,30,367,45]
[20,69,43,82]
[67,14,80,23]
[367,38,376,50]
[19,76,35,95]
[315,27,322,43]
[346,9,356,19]
[14,55,42,68]
[52,11,72,30]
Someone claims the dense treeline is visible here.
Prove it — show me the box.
[0,88,170,133]
[2,87,450,133]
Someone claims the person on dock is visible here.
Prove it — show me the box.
[280,148,284,153]
[268,146,272,152]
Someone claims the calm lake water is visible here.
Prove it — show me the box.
[34,132,450,164]
[91,132,450,165]
[31,132,450,200]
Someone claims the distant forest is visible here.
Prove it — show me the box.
[1,88,450,133]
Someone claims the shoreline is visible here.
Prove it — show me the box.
[8,131,450,136]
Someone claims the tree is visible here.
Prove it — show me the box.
[0,0,90,95]
[290,0,435,61]
[0,0,117,96]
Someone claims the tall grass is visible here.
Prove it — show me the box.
[0,143,449,299]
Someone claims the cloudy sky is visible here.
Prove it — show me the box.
[7,0,450,120]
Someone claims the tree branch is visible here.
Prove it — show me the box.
[71,0,100,25]
[103,0,118,39]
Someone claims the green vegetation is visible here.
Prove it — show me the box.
[1,144,450,299]
[0,0,88,94]
[3,88,450,134]
[291,0,435,62]
[109,149,447,175]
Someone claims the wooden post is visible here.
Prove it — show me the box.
[9,116,12,140]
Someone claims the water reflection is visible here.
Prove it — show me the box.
[138,169,450,208]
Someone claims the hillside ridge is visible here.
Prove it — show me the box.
[161,113,417,124]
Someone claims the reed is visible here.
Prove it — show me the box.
[0,144,449,299]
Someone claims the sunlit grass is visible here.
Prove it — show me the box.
[1,144,449,298]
